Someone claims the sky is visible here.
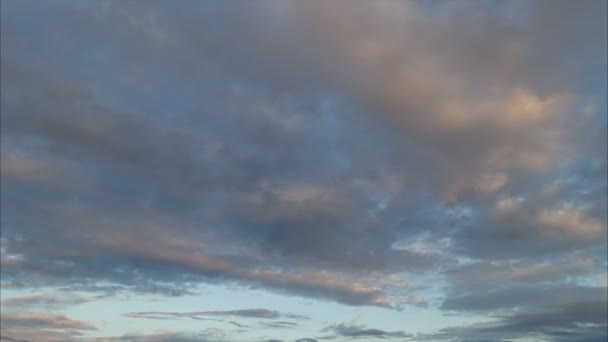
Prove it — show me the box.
[0,1,606,341]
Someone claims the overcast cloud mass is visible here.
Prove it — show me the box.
[1,0,607,341]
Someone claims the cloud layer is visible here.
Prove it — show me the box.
[1,0,606,341]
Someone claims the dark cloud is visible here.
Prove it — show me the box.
[442,283,606,313]
[421,299,607,342]
[258,321,299,330]
[444,256,599,288]
[450,195,607,260]
[321,321,411,340]
[87,329,227,342]
[227,321,248,329]
[124,309,307,321]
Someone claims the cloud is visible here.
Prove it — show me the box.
[537,207,605,240]
[421,299,607,342]
[0,197,395,307]
[0,1,605,340]
[441,283,606,313]
[445,255,600,289]
[403,296,429,309]
[0,313,96,331]
[1,293,92,312]
[321,321,412,340]
[88,329,227,342]
[0,313,97,342]
[0,336,34,342]
[130,0,599,202]
[258,321,299,330]
[124,308,307,321]
[451,196,607,260]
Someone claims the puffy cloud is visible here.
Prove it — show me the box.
[1,198,395,305]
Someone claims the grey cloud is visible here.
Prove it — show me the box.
[0,2,606,340]
[0,329,78,342]
[441,284,606,313]
[321,322,411,340]
[1,225,391,307]
[258,321,299,330]
[60,282,199,298]
[124,309,307,321]
[0,336,33,342]
[1,44,435,277]
[450,195,607,260]
[0,293,92,311]
[421,299,607,342]
[2,0,604,198]
[88,329,228,342]
[482,300,607,340]
[445,256,600,289]
[131,0,605,200]
[0,313,96,331]
[227,321,248,329]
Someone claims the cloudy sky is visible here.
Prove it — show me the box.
[0,1,606,341]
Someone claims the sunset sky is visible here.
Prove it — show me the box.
[1,1,607,341]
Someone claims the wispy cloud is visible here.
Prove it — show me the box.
[1,293,92,311]
[0,313,96,331]
[124,308,308,321]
